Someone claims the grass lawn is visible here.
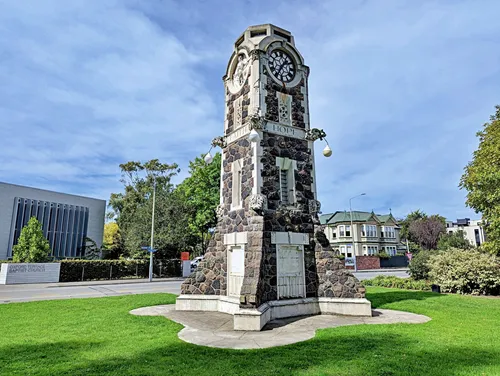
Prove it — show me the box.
[1,288,499,376]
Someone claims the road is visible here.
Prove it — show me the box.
[0,279,182,304]
[353,269,409,281]
[0,269,408,303]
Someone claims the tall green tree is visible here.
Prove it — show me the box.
[176,153,221,254]
[13,217,51,263]
[108,159,187,259]
[460,105,500,255]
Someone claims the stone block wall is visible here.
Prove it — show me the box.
[314,232,366,299]
[180,43,366,308]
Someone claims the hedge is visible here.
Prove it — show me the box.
[59,259,181,282]
[362,275,431,291]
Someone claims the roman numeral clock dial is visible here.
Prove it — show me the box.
[269,50,295,83]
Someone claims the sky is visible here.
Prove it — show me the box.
[1,0,499,221]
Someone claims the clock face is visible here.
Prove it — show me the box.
[268,50,295,83]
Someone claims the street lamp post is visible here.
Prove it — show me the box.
[149,175,157,282]
[349,193,366,272]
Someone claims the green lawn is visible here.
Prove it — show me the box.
[0,288,499,376]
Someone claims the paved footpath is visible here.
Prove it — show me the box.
[131,305,431,349]
[0,278,182,304]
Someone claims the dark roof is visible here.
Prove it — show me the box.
[320,211,398,225]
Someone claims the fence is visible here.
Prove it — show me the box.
[380,255,409,268]
[59,259,182,282]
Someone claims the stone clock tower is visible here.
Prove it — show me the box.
[177,24,370,330]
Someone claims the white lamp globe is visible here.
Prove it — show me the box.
[248,129,260,143]
[204,152,213,164]
[323,144,332,157]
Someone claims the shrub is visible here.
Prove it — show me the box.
[437,230,472,250]
[12,217,51,263]
[377,252,390,259]
[428,248,500,295]
[408,250,432,280]
[362,275,431,291]
[59,259,181,282]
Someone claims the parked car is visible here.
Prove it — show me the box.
[190,256,204,273]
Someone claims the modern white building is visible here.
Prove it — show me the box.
[320,211,405,257]
[445,218,486,247]
[0,182,106,260]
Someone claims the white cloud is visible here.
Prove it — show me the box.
[0,0,498,220]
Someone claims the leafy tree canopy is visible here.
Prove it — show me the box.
[437,230,472,251]
[107,159,184,259]
[176,153,221,255]
[460,105,500,255]
[12,217,51,263]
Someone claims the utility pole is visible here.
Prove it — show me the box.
[349,193,366,272]
[149,175,156,282]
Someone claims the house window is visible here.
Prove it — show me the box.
[474,229,481,246]
[346,244,353,257]
[384,246,397,256]
[231,160,242,210]
[339,245,353,257]
[331,228,336,238]
[340,245,345,256]
[276,157,296,205]
[362,224,377,237]
[367,246,378,256]
[382,226,395,239]
[338,225,351,237]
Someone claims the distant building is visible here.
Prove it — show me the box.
[445,218,486,247]
[320,211,405,257]
[0,182,106,260]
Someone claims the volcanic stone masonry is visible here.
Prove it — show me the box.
[180,23,365,310]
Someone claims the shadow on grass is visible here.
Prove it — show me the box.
[367,289,443,309]
[1,332,498,376]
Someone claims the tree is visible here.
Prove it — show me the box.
[83,237,101,260]
[408,215,446,250]
[12,217,51,263]
[460,105,500,255]
[400,210,427,241]
[437,230,472,251]
[102,222,125,259]
[108,159,185,258]
[176,153,221,254]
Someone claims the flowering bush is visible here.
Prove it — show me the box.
[428,248,500,295]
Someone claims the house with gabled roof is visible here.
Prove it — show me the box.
[319,211,404,257]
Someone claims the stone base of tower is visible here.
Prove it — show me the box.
[176,295,371,331]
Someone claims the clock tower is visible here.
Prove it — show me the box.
[177,25,370,330]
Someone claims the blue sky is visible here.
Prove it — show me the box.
[1,0,499,220]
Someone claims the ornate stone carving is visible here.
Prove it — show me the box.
[249,194,267,213]
[250,49,263,61]
[215,204,225,219]
[309,199,321,214]
[233,54,250,88]
[211,136,226,148]
[305,128,327,142]
[249,113,265,130]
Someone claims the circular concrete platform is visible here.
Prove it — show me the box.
[130,305,431,349]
